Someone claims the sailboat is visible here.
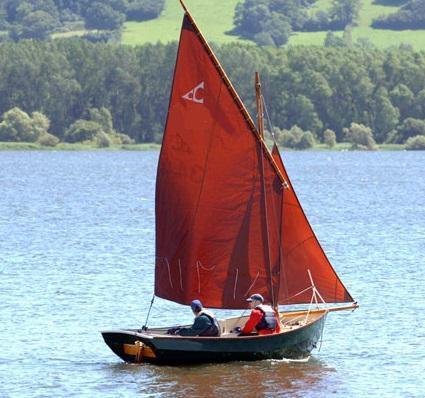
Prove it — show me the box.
[102,0,358,365]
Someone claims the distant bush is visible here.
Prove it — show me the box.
[392,118,425,143]
[117,133,135,145]
[297,131,315,149]
[96,131,112,147]
[277,129,296,148]
[343,123,377,150]
[323,129,337,148]
[64,120,103,143]
[405,135,425,150]
[38,132,60,147]
[276,125,315,149]
[0,107,51,142]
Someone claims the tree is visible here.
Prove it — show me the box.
[395,118,425,143]
[89,107,114,134]
[31,111,50,136]
[296,131,315,149]
[0,107,50,141]
[287,95,322,134]
[64,119,103,143]
[390,84,414,119]
[85,2,125,30]
[324,32,345,47]
[38,132,60,146]
[126,0,165,21]
[405,135,425,150]
[343,122,376,150]
[323,129,336,147]
[261,12,291,47]
[15,10,59,40]
[370,88,400,143]
[276,125,312,149]
[329,0,361,28]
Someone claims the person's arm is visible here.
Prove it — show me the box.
[177,315,211,336]
[240,309,263,335]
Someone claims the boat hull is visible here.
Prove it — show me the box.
[101,312,326,365]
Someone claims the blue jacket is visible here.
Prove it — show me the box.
[177,310,220,336]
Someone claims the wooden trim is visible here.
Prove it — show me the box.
[123,342,156,359]
[281,302,359,318]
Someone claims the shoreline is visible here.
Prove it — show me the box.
[0,142,409,151]
[0,142,162,151]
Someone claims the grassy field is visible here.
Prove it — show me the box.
[122,0,248,45]
[121,0,425,50]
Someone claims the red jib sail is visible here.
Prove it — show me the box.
[155,14,353,308]
[271,145,353,304]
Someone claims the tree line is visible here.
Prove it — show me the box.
[233,0,361,46]
[0,0,165,40]
[1,39,425,147]
[372,0,425,30]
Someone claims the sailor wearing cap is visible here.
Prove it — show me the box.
[239,293,281,336]
[167,299,220,337]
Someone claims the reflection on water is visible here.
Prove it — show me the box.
[0,151,424,397]
[104,357,335,398]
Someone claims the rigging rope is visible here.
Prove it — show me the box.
[262,95,278,145]
[142,294,155,330]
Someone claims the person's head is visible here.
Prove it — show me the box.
[190,299,203,314]
[246,293,264,308]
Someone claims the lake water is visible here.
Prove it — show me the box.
[0,150,424,397]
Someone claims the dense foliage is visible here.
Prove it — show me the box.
[1,39,425,146]
[233,0,361,46]
[373,0,425,30]
[0,0,166,40]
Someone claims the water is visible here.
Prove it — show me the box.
[0,150,424,397]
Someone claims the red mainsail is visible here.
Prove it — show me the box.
[155,14,353,308]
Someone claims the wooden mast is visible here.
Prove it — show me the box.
[255,72,264,138]
[255,71,276,307]
[178,0,289,189]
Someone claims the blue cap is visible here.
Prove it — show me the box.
[190,299,203,311]
[247,293,264,302]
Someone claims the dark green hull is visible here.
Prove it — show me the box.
[102,313,326,365]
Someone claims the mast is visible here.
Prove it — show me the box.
[255,72,264,139]
[255,71,276,307]
[178,0,289,188]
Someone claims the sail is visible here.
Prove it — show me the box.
[155,11,353,309]
[271,144,353,304]
[155,15,284,309]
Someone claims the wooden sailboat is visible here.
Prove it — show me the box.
[102,0,358,365]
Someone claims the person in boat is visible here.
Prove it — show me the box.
[238,293,281,336]
[168,299,221,337]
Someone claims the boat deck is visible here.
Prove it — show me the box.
[133,309,327,338]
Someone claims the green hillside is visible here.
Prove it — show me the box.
[122,0,425,50]
[123,0,247,45]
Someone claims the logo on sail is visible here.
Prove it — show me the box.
[182,81,205,104]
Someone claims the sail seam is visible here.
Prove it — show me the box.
[244,271,260,297]
[164,257,174,288]
[233,268,239,300]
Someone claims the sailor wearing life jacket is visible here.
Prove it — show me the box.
[171,299,221,337]
[240,293,281,336]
